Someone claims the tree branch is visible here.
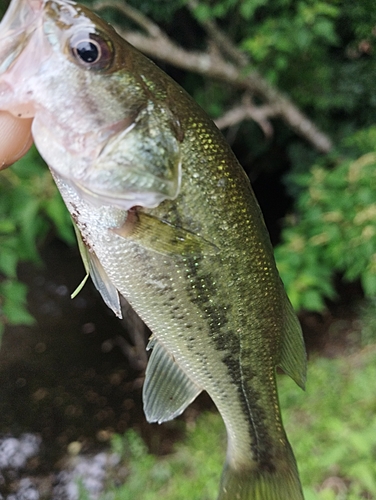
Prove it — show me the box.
[93,0,333,154]
[215,95,274,138]
[93,0,164,38]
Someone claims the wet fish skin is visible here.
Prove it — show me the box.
[0,1,307,499]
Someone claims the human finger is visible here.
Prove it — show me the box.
[0,111,33,170]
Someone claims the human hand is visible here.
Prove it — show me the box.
[0,110,33,170]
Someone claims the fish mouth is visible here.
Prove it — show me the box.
[0,0,48,118]
[0,0,43,41]
[0,0,43,72]
[0,1,45,164]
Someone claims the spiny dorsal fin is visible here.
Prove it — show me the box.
[143,337,202,423]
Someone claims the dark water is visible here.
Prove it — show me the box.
[0,239,201,497]
[1,240,144,451]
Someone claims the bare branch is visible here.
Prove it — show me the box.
[120,29,333,153]
[215,96,274,138]
[93,0,164,38]
[93,1,333,154]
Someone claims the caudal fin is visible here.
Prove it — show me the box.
[218,447,304,500]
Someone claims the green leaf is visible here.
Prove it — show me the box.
[0,246,18,278]
[0,280,35,326]
[191,3,211,21]
[44,193,75,245]
[0,220,16,234]
[361,271,376,297]
[240,0,267,20]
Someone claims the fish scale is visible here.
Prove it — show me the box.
[0,1,306,498]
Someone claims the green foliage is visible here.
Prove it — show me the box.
[83,0,185,24]
[281,347,376,499]
[0,147,74,337]
[276,126,376,311]
[86,0,376,137]
[100,415,225,500]
[359,299,376,347]
[0,280,33,336]
[241,2,339,67]
[77,346,376,500]
[188,0,376,134]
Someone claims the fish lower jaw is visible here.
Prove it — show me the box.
[7,104,35,119]
[0,82,35,118]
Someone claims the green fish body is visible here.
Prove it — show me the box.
[0,1,306,498]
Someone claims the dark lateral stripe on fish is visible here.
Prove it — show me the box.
[182,254,279,470]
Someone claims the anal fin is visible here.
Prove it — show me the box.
[143,337,202,423]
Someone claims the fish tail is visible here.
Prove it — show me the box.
[218,446,304,500]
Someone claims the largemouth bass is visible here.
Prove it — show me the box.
[0,1,307,498]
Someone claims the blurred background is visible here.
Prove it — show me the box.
[1,0,376,498]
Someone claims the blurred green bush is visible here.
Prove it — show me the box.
[276,126,376,311]
[0,148,74,336]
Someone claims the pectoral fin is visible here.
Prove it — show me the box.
[143,337,202,423]
[112,210,218,257]
[72,222,122,318]
[88,252,122,318]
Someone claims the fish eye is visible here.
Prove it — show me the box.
[70,32,114,70]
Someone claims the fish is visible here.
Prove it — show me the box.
[0,1,307,498]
